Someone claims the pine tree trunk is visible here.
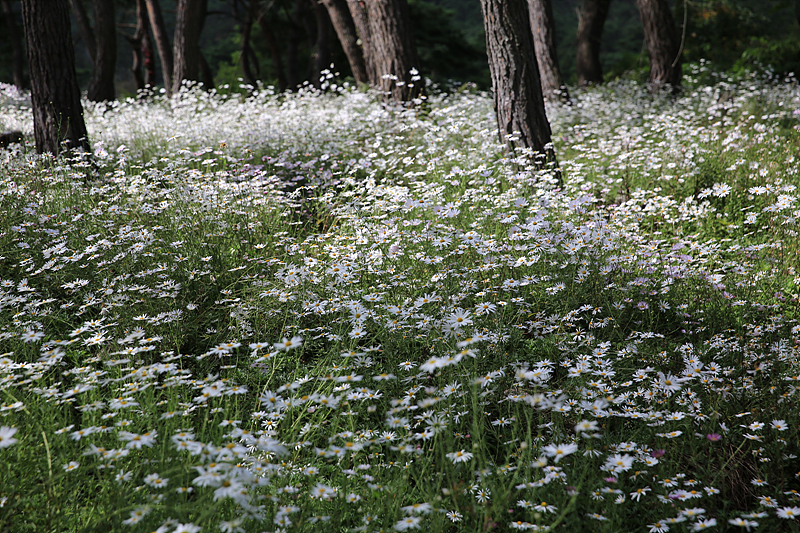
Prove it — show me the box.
[636,0,681,91]
[321,0,368,85]
[576,0,610,86]
[310,0,332,88]
[139,0,156,88]
[144,0,173,94]
[172,0,206,94]
[1,0,26,89]
[364,0,420,102]
[21,0,89,154]
[345,0,376,84]
[255,8,288,92]
[87,0,116,102]
[68,0,95,63]
[286,0,306,88]
[528,0,568,102]
[480,0,553,158]
[240,0,257,87]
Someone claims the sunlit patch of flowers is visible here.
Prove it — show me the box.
[0,67,799,532]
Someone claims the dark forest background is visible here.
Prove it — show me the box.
[1,0,798,96]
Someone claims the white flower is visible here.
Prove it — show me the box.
[394,516,421,531]
[542,443,578,463]
[274,336,303,350]
[778,506,800,519]
[0,426,18,448]
[446,450,473,463]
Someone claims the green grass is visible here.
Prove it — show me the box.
[0,69,799,532]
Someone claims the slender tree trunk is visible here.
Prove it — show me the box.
[345,0,376,83]
[240,0,257,87]
[198,51,214,89]
[364,0,421,102]
[21,0,89,154]
[310,0,332,88]
[127,0,155,92]
[1,0,26,89]
[286,0,306,88]
[68,0,95,63]
[144,0,173,94]
[528,0,568,102]
[255,7,288,91]
[576,0,610,86]
[321,0,368,85]
[636,0,681,91]
[87,0,116,102]
[172,0,206,93]
[479,0,554,165]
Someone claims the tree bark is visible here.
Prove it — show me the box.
[635,0,681,91]
[240,0,258,87]
[255,7,288,91]
[479,0,554,163]
[127,0,155,92]
[321,0,368,85]
[528,0,568,102]
[1,0,26,89]
[285,0,306,88]
[86,0,116,102]
[310,0,332,88]
[144,0,173,94]
[172,0,206,93]
[364,0,421,102]
[68,0,95,63]
[345,0,376,83]
[576,0,610,86]
[21,0,89,154]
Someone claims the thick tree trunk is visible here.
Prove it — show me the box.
[576,0,610,86]
[255,7,288,92]
[528,0,568,102]
[310,0,332,88]
[321,0,368,85]
[144,0,173,94]
[21,0,89,154]
[364,0,421,102]
[86,0,116,102]
[636,0,681,91]
[345,0,376,84]
[479,0,554,163]
[68,0,95,63]
[172,0,206,93]
[1,0,26,89]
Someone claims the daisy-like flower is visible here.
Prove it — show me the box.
[0,426,19,448]
[21,330,45,343]
[62,461,80,471]
[533,501,557,513]
[542,443,578,463]
[401,502,432,515]
[691,518,717,531]
[446,450,474,463]
[274,336,303,350]
[445,308,472,329]
[727,517,758,531]
[143,473,169,488]
[778,506,800,519]
[394,516,421,531]
[603,453,634,473]
[771,420,789,431]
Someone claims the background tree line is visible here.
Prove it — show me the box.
[2,0,798,97]
[2,0,798,158]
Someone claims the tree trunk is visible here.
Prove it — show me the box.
[172,0,207,93]
[321,0,368,85]
[479,0,554,163]
[310,0,332,88]
[528,0,568,102]
[364,0,421,102]
[127,0,155,92]
[240,0,257,87]
[1,0,26,89]
[576,0,610,86]
[345,0,376,83]
[21,0,89,154]
[86,0,116,102]
[285,0,306,89]
[636,0,681,91]
[198,50,214,89]
[68,0,95,63]
[144,0,173,94]
[255,7,288,91]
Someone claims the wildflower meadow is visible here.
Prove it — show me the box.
[1,65,800,533]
